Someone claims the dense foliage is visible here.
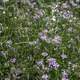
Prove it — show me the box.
[0,0,80,80]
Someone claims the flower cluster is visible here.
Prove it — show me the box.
[0,0,80,80]
[48,58,59,70]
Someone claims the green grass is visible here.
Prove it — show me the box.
[0,0,80,80]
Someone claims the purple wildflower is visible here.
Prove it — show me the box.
[62,70,69,80]
[63,11,73,19]
[39,32,47,41]
[48,58,59,69]
[52,35,62,45]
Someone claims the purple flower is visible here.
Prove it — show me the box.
[52,35,62,45]
[62,78,69,80]
[62,70,69,80]
[63,11,73,19]
[39,32,47,41]
[48,58,59,69]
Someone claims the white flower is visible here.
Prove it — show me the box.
[3,0,9,2]
[6,40,12,46]
[41,52,48,57]
[29,39,39,45]
[3,11,6,14]
[45,38,52,43]
[62,2,70,8]
[5,78,10,80]
[52,9,55,13]
[42,74,48,80]
[67,27,73,32]
[43,29,48,33]
[52,16,56,21]
[70,0,77,7]
[0,51,6,57]
[36,60,43,66]
[61,53,67,59]
[72,64,78,71]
